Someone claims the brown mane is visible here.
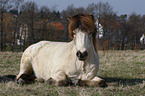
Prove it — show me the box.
[68,13,98,52]
[68,13,96,39]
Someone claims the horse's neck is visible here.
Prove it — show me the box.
[88,40,98,59]
[88,48,98,62]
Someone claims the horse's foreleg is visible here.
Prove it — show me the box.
[17,56,33,79]
[53,71,72,86]
[17,74,36,85]
[76,77,107,87]
[16,55,34,85]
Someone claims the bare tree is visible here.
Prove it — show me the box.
[40,6,60,40]
[86,1,117,45]
[140,15,145,35]
[86,2,115,18]
[10,0,24,51]
[20,1,39,44]
[127,13,142,49]
[61,4,86,21]
[119,14,129,50]
[0,0,12,51]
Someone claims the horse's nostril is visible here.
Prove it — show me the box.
[83,51,88,57]
[76,51,82,57]
[76,51,88,60]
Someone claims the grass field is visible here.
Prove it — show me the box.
[0,50,145,96]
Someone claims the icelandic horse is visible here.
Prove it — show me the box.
[16,13,107,87]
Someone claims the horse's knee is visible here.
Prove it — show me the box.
[98,79,108,87]
[16,74,36,85]
[17,64,33,81]
[55,80,69,86]
[46,78,56,85]
[55,78,73,86]
[35,78,44,83]
[53,72,73,86]
[92,77,108,87]
[76,79,107,87]
[75,79,88,86]
[17,78,25,85]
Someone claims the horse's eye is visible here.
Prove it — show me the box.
[72,32,76,36]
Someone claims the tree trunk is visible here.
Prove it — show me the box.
[121,39,125,50]
[0,10,4,51]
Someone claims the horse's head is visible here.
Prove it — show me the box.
[68,13,97,61]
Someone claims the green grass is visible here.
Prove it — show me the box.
[0,50,145,96]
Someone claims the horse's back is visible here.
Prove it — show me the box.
[23,40,71,60]
[24,41,49,54]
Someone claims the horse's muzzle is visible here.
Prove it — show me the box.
[76,51,88,61]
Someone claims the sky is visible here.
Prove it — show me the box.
[25,0,145,16]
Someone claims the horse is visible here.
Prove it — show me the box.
[16,13,107,87]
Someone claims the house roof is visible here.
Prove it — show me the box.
[33,19,65,31]
[100,19,121,29]
[49,22,65,31]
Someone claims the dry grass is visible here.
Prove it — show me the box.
[0,50,145,96]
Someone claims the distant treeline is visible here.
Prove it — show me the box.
[0,0,145,51]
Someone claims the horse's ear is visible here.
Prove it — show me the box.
[91,14,95,21]
[67,16,72,21]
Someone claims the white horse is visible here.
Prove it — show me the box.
[16,13,107,87]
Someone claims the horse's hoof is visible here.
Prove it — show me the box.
[98,80,108,87]
[46,78,56,85]
[55,79,72,86]
[75,79,88,86]
[17,78,25,85]
[35,78,44,83]
[56,80,67,86]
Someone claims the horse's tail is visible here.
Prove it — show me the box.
[0,75,16,83]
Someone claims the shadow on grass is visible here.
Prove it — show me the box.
[0,75,16,83]
[0,75,144,87]
[102,77,145,86]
